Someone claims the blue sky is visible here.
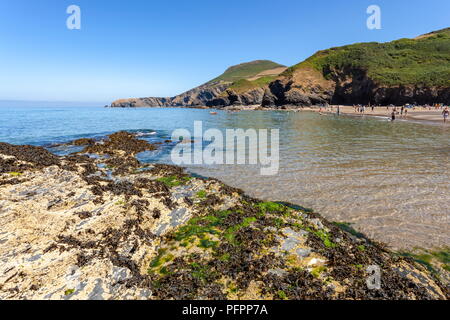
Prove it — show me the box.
[0,0,449,104]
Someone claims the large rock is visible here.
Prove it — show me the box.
[208,87,266,107]
[262,67,335,107]
[111,82,233,108]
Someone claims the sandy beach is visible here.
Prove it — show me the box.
[301,105,449,124]
[216,104,450,126]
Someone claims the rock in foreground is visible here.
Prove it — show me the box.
[0,133,448,300]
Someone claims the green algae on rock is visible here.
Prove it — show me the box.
[0,132,448,300]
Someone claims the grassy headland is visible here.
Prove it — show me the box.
[211,60,285,83]
[283,28,450,87]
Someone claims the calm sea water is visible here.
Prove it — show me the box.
[1,106,449,249]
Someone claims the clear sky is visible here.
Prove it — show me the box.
[1,0,449,104]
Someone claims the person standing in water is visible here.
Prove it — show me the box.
[391,110,396,121]
[443,107,449,123]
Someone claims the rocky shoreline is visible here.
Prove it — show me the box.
[0,132,448,300]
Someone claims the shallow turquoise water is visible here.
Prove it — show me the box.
[1,106,449,249]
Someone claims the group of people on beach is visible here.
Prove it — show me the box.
[350,104,409,120]
[386,104,449,123]
[353,104,375,114]
[315,103,449,123]
[350,103,450,123]
[386,105,410,121]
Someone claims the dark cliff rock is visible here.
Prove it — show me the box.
[262,67,336,107]
[262,67,450,108]
[111,82,230,108]
[207,87,266,107]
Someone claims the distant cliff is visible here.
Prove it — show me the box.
[110,60,286,108]
[262,28,450,107]
[111,28,450,109]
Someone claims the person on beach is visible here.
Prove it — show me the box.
[391,110,396,121]
[404,109,408,118]
[443,107,449,123]
[393,106,398,116]
[337,105,341,116]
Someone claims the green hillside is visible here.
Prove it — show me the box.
[224,76,277,94]
[284,28,450,87]
[212,60,285,83]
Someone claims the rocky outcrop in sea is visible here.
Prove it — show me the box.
[111,82,230,108]
[0,133,448,300]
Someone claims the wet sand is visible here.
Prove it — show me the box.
[211,104,449,126]
[304,105,449,124]
[186,110,450,250]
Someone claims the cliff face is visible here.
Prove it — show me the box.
[263,28,450,107]
[262,67,450,107]
[110,60,286,108]
[207,87,266,106]
[111,82,230,108]
[262,67,336,107]
[111,97,171,108]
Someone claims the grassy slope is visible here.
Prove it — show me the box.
[224,76,277,94]
[211,60,285,83]
[283,28,450,87]
[400,248,450,274]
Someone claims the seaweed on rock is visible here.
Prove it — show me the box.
[0,131,448,300]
